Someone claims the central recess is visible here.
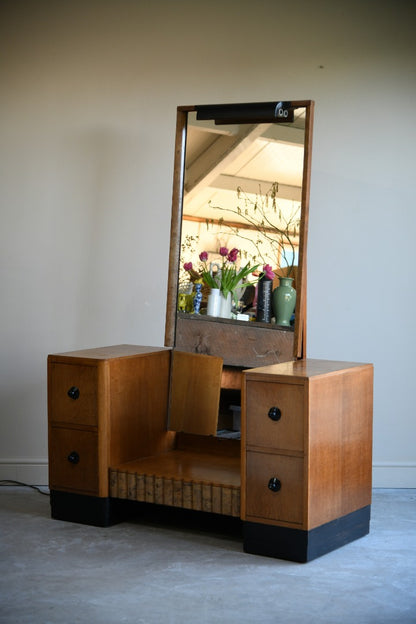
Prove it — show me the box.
[110,433,241,518]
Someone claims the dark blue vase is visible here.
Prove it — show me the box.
[193,283,203,314]
[256,276,273,323]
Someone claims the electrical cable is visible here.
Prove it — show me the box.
[0,480,50,496]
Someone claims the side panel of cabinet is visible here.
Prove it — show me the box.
[307,366,373,529]
[109,350,175,466]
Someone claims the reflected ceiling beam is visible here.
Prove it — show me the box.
[186,118,238,136]
[211,174,302,202]
[182,213,296,236]
[184,123,272,202]
[259,124,305,146]
[184,176,301,216]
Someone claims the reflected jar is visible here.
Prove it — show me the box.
[207,288,221,317]
[219,292,232,319]
[272,277,296,326]
[256,275,273,323]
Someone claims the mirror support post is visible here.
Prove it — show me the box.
[294,100,314,360]
[165,107,193,347]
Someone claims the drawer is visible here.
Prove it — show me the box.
[245,381,304,451]
[48,363,98,426]
[245,451,303,525]
[49,427,99,495]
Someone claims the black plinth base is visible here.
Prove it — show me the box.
[243,505,371,563]
[49,491,243,536]
[50,491,127,527]
[51,492,370,562]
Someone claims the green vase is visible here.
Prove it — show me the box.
[272,277,296,326]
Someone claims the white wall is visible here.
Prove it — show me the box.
[1,0,415,486]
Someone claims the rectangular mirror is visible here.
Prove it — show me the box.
[165,101,314,366]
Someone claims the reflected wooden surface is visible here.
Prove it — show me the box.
[175,314,294,368]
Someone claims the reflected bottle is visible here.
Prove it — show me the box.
[193,283,203,314]
[256,275,273,323]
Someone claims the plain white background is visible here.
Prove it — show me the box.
[0,0,415,486]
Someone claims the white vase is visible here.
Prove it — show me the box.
[219,292,232,319]
[207,288,221,317]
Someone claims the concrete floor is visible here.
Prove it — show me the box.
[0,487,415,624]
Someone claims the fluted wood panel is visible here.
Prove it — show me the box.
[109,468,240,517]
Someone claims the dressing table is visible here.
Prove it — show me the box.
[48,101,373,562]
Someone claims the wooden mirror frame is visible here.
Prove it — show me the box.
[165,100,314,361]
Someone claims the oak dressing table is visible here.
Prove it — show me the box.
[48,101,373,562]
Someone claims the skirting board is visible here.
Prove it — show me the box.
[1,462,416,488]
[0,461,48,486]
[372,463,416,488]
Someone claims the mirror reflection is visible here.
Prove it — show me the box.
[179,107,306,322]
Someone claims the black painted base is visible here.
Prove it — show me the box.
[50,491,128,527]
[50,492,370,562]
[243,505,371,562]
[49,491,243,536]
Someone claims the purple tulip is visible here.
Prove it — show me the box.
[227,247,239,263]
[263,264,275,280]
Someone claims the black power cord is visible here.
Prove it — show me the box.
[0,480,50,496]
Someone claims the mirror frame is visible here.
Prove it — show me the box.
[165,100,314,360]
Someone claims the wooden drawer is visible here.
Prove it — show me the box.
[245,451,304,525]
[245,381,304,452]
[49,427,99,495]
[48,363,98,426]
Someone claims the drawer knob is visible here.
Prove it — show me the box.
[268,406,281,421]
[268,477,281,492]
[67,451,80,465]
[67,386,80,400]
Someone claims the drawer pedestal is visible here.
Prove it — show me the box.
[48,345,174,524]
[241,359,373,562]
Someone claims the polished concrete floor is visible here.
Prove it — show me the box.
[0,487,415,624]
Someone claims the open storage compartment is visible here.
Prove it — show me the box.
[108,348,242,518]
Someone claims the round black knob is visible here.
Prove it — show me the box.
[268,406,281,421]
[67,386,80,400]
[67,451,80,465]
[268,477,281,492]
